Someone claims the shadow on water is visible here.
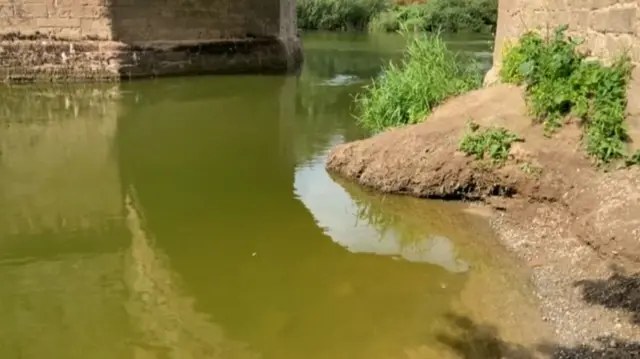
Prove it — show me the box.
[0,85,133,358]
[433,263,640,358]
[435,313,640,359]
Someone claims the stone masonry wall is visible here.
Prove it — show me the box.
[486,0,640,84]
[485,0,640,142]
[0,0,302,82]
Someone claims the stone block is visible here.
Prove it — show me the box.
[36,17,81,29]
[0,0,302,81]
[80,18,111,39]
[564,0,590,10]
[590,7,636,34]
[21,3,51,18]
[590,0,627,9]
[487,0,640,93]
[567,10,591,30]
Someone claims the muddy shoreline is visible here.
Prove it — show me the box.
[326,85,640,357]
[488,203,640,355]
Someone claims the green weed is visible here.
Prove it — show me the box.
[626,150,640,166]
[459,120,523,164]
[369,0,497,34]
[355,31,482,133]
[297,0,391,31]
[500,25,634,165]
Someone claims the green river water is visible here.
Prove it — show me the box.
[0,32,553,359]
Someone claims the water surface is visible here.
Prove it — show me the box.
[0,32,551,359]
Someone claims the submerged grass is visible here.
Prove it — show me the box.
[500,24,635,165]
[354,31,482,133]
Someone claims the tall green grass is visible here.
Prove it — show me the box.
[297,0,498,33]
[297,0,391,31]
[369,0,497,34]
[369,0,497,33]
[355,32,482,133]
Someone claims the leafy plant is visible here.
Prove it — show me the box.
[500,24,634,165]
[355,31,482,133]
[297,0,391,31]
[368,0,497,34]
[459,120,523,164]
[297,0,498,33]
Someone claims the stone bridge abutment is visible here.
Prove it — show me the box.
[0,0,302,82]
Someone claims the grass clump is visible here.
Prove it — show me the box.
[369,0,498,34]
[500,24,634,165]
[297,0,391,31]
[355,31,482,133]
[459,120,523,164]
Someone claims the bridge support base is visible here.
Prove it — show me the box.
[0,35,303,83]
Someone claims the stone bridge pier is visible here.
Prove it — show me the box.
[0,0,303,82]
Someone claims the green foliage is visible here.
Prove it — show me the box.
[297,0,391,31]
[459,120,523,163]
[297,0,497,33]
[354,32,482,133]
[500,25,634,165]
[369,0,498,34]
[626,150,640,166]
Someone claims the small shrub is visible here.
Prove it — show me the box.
[355,31,482,133]
[297,0,391,31]
[459,120,523,163]
[369,0,498,34]
[500,25,634,165]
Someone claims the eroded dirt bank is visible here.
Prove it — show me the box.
[326,84,640,356]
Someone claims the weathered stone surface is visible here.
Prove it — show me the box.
[0,0,302,82]
[485,0,640,117]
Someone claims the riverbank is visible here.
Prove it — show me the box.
[297,0,497,33]
[326,82,640,355]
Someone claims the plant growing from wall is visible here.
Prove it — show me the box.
[499,24,634,165]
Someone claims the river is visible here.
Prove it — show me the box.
[0,32,552,358]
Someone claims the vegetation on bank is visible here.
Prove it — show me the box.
[354,32,482,133]
[499,25,638,166]
[297,0,389,31]
[459,121,522,164]
[297,0,497,33]
[368,0,497,34]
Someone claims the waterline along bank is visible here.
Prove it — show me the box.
[325,1,640,356]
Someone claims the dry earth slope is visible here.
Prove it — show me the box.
[326,84,640,348]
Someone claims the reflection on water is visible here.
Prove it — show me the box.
[0,86,122,237]
[294,145,470,274]
[0,32,552,359]
[124,189,260,359]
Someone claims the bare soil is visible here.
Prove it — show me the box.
[326,84,640,353]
